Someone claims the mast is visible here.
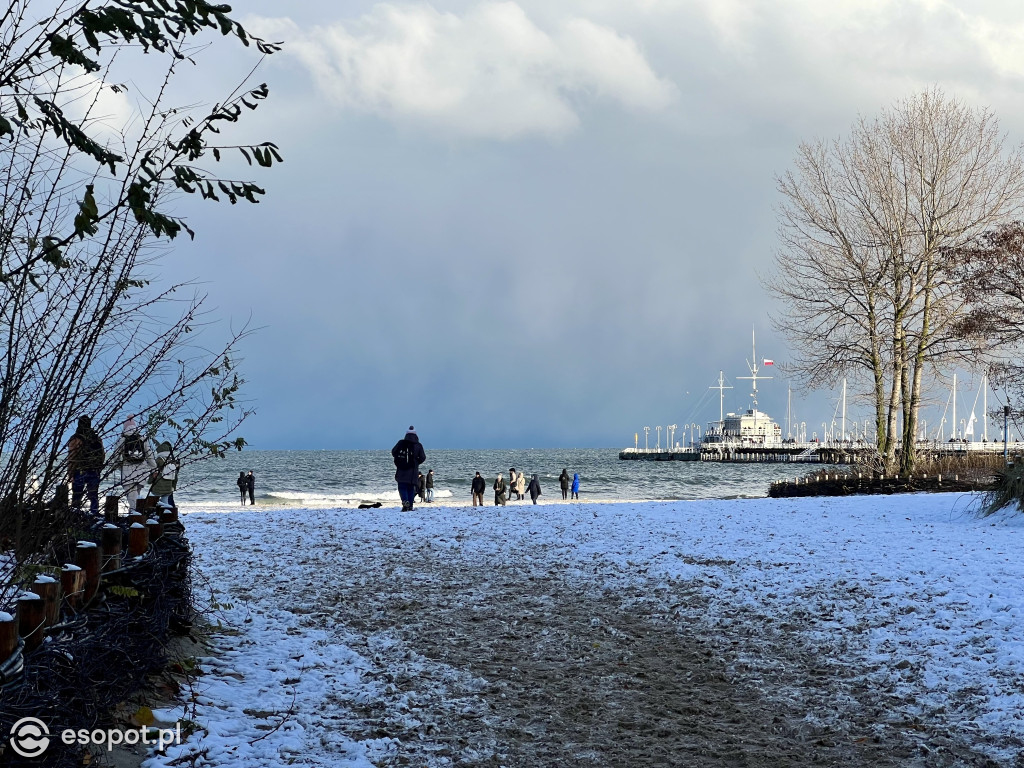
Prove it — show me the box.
[787,386,792,439]
[737,326,772,410]
[841,379,846,442]
[952,373,957,439]
[984,374,988,441]
[709,371,733,424]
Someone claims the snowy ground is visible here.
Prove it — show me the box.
[148,493,1023,767]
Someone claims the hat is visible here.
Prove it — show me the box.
[406,425,417,435]
[124,416,137,433]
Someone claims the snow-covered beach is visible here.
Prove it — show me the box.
[150,493,1023,767]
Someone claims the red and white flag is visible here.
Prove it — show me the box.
[763,359,775,366]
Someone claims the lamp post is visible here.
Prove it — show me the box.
[822,422,828,446]
[669,424,678,449]
[643,426,650,452]
[655,425,662,451]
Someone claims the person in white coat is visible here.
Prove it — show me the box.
[109,416,156,512]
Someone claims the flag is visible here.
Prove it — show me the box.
[763,359,774,366]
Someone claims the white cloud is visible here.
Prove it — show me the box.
[249,2,677,139]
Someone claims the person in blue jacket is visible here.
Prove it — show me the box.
[571,472,580,500]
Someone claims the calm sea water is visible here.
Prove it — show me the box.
[176,449,814,508]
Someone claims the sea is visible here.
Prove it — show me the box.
[176,449,811,509]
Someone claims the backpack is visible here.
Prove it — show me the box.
[82,430,105,469]
[123,434,146,463]
[393,441,414,470]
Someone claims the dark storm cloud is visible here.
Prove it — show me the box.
[168,0,1024,447]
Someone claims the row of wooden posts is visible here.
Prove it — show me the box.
[0,495,180,664]
[784,472,961,484]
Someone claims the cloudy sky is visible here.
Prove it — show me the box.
[159,0,1024,448]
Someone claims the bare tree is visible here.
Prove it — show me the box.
[0,2,281,602]
[766,88,1024,474]
[953,222,1024,419]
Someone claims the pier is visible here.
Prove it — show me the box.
[619,441,1024,464]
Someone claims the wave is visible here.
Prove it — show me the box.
[263,489,454,503]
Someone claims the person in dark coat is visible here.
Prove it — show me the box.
[471,472,486,506]
[559,469,570,500]
[527,474,541,505]
[67,415,104,514]
[392,426,426,512]
[246,471,255,505]
[236,471,247,505]
[417,472,425,502]
[425,469,434,502]
[571,472,580,500]
[493,473,507,506]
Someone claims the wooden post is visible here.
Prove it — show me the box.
[135,497,147,513]
[104,494,119,523]
[61,564,85,612]
[128,512,145,526]
[101,524,122,572]
[30,575,61,630]
[18,593,45,653]
[0,610,17,661]
[147,517,163,542]
[128,522,149,557]
[76,542,101,604]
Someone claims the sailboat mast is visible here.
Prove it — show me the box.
[984,374,988,441]
[787,386,792,439]
[841,379,846,442]
[952,373,957,440]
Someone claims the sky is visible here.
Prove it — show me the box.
[143,0,1024,449]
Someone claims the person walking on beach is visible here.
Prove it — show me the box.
[148,441,178,508]
[559,469,570,500]
[527,474,541,505]
[392,426,426,512]
[67,415,105,515]
[471,472,485,506]
[111,416,155,513]
[493,472,507,506]
[571,472,580,500]
[417,472,426,503]
[516,470,526,501]
[508,468,517,500]
[425,469,434,502]
[246,471,255,505]
[236,472,247,505]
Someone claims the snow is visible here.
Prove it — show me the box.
[146,493,1024,766]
